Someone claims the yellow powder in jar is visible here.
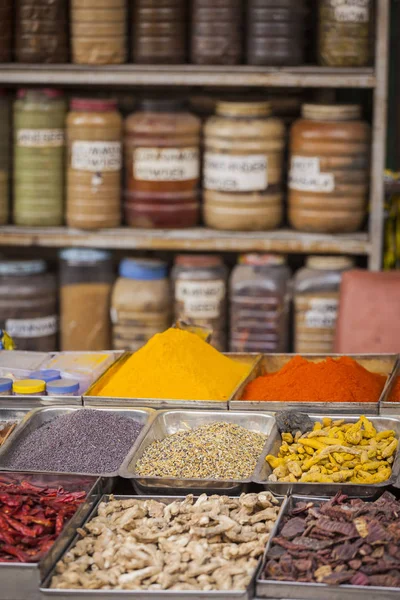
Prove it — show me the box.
[97,328,250,400]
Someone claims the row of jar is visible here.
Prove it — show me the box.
[0,251,355,357]
[0,0,373,68]
[0,91,371,234]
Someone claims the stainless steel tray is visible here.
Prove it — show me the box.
[0,406,33,448]
[119,409,275,495]
[0,471,105,600]
[256,493,400,600]
[84,353,261,410]
[230,353,397,415]
[41,493,286,600]
[0,394,83,409]
[379,355,400,416]
[0,406,156,478]
[254,413,400,497]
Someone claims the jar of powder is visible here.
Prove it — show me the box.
[13,380,46,396]
[16,0,68,63]
[0,0,12,62]
[0,91,10,225]
[191,0,242,65]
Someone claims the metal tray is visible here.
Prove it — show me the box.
[0,471,105,600]
[120,409,275,495]
[84,353,261,410]
[379,355,400,416]
[254,413,400,497]
[41,493,286,600]
[0,406,33,448]
[0,394,83,409]
[0,406,156,478]
[230,353,397,415]
[256,493,400,600]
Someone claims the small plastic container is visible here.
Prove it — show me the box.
[29,369,61,383]
[46,379,80,396]
[13,379,46,396]
[0,378,13,395]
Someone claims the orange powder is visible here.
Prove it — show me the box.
[241,355,386,403]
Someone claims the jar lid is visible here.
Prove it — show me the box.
[119,258,168,281]
[29,369,61,383]
[175,254,223,268]
[306,256,355,270]
[46,379,80,395]
[216,101,272,118]
[13,379,46,395]
[0,260,46,276]
[18,88,63,99]
[59,248,111,263]
[301,104,362,121]
[139,98,186,113]
[0,378,12,393]
[70,98,118,112]
[240,254,286,266]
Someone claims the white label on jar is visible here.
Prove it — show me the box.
[331,0,369,23]
[134,147,200,182]
[17,129,65,147]
[176,281,225,319]
[71,141,122,172]
[204,153,268,192]
[289,156,335,193]
[305,298,338,329]
[5,315,58,338]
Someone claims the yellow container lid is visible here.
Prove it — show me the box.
[13,379,46,395]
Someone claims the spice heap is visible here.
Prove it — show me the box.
[51,492,281,591]
[266,416,397,484]
[0,420,17,446]
[263,491,400,588]
[0,477,85,563]
[242,356,386,403]
[96,328,250,401]
[2,410,143,474]
[135,422,267,480]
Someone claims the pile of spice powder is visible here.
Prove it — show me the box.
[2,409,143,474]
[135,422,267,479]
[241,356,387,403]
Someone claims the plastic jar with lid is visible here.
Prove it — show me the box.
[111,258,171,352]
[191,0,242,65]
[230,254,291,353]
[132,0,186,64]
[0,378,13,396]
[70,0,127,65]
[13,89,66,227]
[29,369,61,383]
[46,379,80,396]
[247,0,306,66]
[13,380,46,396]
[60,249,114,351]
[288,104,370,234]
[67,98,122,230]
[125,99,201,228]
[0,260,58,352]
[318,0,373,67]
[203,101,285,231]
[0,92,10,225]
[15,0,68,63]
[0,0,12,62]
[294,256,354,354]
[172,255,228,351]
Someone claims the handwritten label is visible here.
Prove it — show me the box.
[134,147,199,182]
[204,153,268,192]
[330,0,369,23]
[289,156,335,193]
[176,281,225,319]
[71,141,122,172]
[17,129,64,148]
[305,298,338,329]
[6,316,58,338]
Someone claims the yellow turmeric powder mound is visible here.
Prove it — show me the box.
[96,328,250,400]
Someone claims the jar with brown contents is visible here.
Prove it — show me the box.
[0,92,10,225]
[70,0,127,65]
[67,98,122,230]
[124,99,201,228]
[16,0,68,63]
[0,0,12,62]
[288,104,370,234]
[203,101,285,231]
[294,255,354,354]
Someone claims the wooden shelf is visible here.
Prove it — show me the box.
[0,227,371,255]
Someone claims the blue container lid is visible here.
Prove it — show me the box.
[119,258,168,281]
[46,379,80,395]
[29,369,61,383]
[0,378,13,393]
[59,248,111,263]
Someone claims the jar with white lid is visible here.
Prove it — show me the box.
[294,255,354,354]
[111,258,171,352]
[203,101,285,231]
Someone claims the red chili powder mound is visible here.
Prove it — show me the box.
[241,355,387,403]
[389,377,400,402]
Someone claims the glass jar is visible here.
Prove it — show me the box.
[294,256,354,354]
[247,0,306,66]
[67,98,122,229]
[172,255,228,351]
[125,99,201,228]
[230,254,291,353]
[0,92,10,225]
[0,0,12,62]
[191,0,242,65]
[318,0,373,67]
[288,104,370,234]
[0,260,58,352]
[13,379,46,396]
[15,0,68,63]
[132,0,186,64]
[60,249,114,351]
[13,89,66,227]
[203,101,285,231]
[111,258,171,352]
[71,0,127,65]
